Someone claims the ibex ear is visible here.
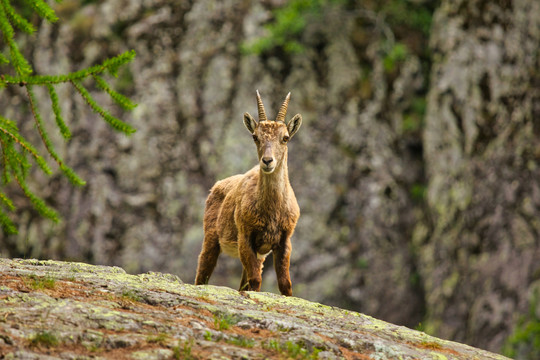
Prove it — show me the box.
[287,114,302,138]
[243,112,258,134]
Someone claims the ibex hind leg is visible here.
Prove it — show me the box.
[195,234,220,285]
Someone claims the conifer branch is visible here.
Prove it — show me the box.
[0,190,14,211]
[46,83,71,140]
[71,79,136,135]
[26,85,85,186]
[1,0,35,34]
[16,174,59,222]
[0,208,17,234]
[92,75,137,111]
[0,1,33,76]
[0,2,136,233]
[21,0,58,23]
[0,115,51,175]
[0,50,136,87]
[0,133,13,184]
[0,188,16,235]
[0,52,9,64]
[0,135,57,222]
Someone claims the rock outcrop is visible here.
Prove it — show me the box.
[0,258,509,360]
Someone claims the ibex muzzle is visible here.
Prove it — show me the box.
[261,143,275,173]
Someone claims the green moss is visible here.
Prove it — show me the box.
[26,274,56,290]
[213,312,238,331]
[173,339,195,360]
[227,335,255,348]
[147,333,169,344]
[263,339,320,359]
[121,289,142,302]
[29,331,59,347]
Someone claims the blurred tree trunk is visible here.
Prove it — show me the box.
[419,0,540,351]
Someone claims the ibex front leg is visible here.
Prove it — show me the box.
[273,232,293,296]
[195,233,220,285]
[238,233,263,291]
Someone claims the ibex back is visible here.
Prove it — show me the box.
[195,91,302,296]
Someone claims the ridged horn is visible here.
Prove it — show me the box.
[256,90,267,122]
[276,92,291,122]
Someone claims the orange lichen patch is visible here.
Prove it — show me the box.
[0,274,105,301]
[418,341,443,350]
[316,332,371,360]
[229,323,276,340]
[21,340,179,360]
[410,340,462,356]
[0,274,32,292]
[340,347,372,360]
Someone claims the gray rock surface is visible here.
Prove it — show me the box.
[0,258,510,360]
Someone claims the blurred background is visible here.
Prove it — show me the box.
[1,0,539,357]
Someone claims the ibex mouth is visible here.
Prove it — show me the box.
[260,163,276,174]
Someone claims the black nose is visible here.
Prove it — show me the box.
[262,157,273,166]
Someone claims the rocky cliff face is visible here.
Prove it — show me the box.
[418,0,540,351]
[0,258,510,360]
[0,0,538,356]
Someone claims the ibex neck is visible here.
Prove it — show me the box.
[258,154,290,207]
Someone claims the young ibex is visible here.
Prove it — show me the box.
[195,91,302,296]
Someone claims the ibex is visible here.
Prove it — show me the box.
[195,91,302,296]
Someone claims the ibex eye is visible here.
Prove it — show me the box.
[282,136,290,143]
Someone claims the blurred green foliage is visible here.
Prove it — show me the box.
[380,0,435,35]
[383,41,408,73]
[244,0,437,56]
[503,289,540,359]
[403,97,427,134]
[410,183,427,202]
[243,0,345,54]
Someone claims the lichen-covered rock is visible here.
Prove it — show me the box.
[0,258,509,360]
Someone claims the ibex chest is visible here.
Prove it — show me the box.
[249,224,283,256]
[246,207,298,255]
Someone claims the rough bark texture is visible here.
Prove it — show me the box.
[0,0,538,356]
[418,0,540,352]
[0,258,511,360]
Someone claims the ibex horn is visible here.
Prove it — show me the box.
[256,90,267,122]
[276,92,291,123]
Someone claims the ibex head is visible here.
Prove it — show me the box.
[243,91,302,174]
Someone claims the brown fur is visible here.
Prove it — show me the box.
[195,93,302,296]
